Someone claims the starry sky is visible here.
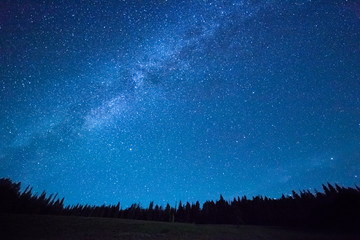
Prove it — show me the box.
[1,0,360,207]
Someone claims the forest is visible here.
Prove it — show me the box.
[1,178,359,229]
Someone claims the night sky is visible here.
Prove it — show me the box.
[1,0,360,207]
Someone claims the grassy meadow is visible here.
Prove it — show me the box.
[1,214,359,240]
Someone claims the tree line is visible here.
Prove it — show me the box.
[1,178,359,229]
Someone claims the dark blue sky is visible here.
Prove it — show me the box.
[1,0,359,207]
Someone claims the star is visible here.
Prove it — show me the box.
[0,0,359,207]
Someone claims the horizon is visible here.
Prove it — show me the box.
[1,0,359,208]
[3,177,357,209]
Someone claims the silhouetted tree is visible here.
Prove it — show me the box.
[1,178,359,229]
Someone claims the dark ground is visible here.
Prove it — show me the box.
[1,214,359,240]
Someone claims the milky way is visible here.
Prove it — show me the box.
[1,0,360,206]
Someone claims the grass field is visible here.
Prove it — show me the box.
[1,214,359,240]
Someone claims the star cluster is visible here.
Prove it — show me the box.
[1,0,360,206]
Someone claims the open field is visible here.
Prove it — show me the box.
[1,214,359,240]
